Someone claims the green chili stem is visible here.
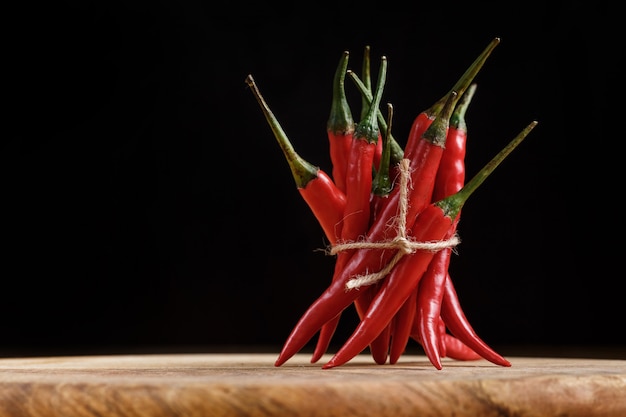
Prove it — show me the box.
[372,103,394,197]
[421,91,457,146]
[450,83,477,131]
[437,120,538,220]
[353,56,387,144]
[348,70,404,163]
[360,45,372,121]
[245,74,318,187]
[327,51,355,135]
[426,37,500,120]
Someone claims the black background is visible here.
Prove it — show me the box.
[2,1,621,357]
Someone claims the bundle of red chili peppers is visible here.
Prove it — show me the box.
[245,37,537,370]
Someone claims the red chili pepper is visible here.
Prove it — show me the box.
[403,38,500,163]
[274,91,458,367]
[411,316,481,361]
[310,57,388,364]
[413,244,453,369]
[440,273,511,366]
[327,51,355,195]
[245,75,346,244]
[413,83,476,369]
[322,121,536,369]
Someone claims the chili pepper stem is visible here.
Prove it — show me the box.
[425,38,500,136]
[327,51,354,136]
[348,70,404,165]
[359,45,372,121]
[437,120,538,220]
[450,83,477,132]
[372,103,394,197]
[404,38,500,162]
[245,74,318,187]
[432,38,500,117]
[354,56,387,144]
[449,38,500,100]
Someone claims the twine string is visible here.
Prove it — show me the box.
[329,159,460,290]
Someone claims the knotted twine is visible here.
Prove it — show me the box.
[329,158,460,290]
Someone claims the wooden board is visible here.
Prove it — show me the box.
[0,353,625,417]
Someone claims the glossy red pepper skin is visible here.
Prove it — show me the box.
[413,243,453,369]
[404,112,436,163]
[297,170,346,244]
[354,283,389,364]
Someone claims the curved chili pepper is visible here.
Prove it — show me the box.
[327,51,355,195]
[310,57,388,364]
[410,316,481,360]
[275,91,458,368]
[440,273,511,366]
[404,38,499,163]
[322,121,536,369]
[246,74,346,244]
[413,245,453,369]
[413,83,476,369]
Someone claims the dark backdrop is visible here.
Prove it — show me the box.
[2,1,620,357]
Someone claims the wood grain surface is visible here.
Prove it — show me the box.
[0,353,625,417]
